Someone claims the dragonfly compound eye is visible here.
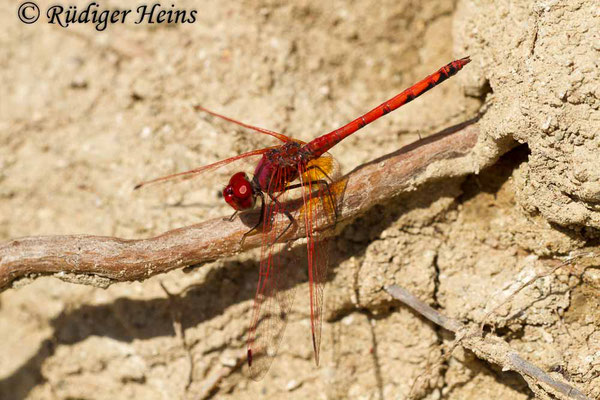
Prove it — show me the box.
[235,182,250,198]
[224,172,255,210]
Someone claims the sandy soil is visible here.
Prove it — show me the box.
[1,0,599,399]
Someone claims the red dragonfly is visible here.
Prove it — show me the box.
[135,57,470,380]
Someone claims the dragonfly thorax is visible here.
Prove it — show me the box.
[223,172,256,210]
[252,142,310,192]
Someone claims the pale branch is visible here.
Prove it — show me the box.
[385,285,590,400]
[479,259,566,332]
[0,123,480,292]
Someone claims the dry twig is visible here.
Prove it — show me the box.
[1,123,479,292]
[385,285,590,400]
[479,258,567,332]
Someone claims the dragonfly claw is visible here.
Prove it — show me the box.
[225,210,239,222]
[239,227,257,249]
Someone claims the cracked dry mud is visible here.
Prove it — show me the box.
[1,0,598,399]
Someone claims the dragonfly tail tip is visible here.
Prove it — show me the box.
[194,104,209,113]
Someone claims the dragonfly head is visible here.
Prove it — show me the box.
[223,172,255,210]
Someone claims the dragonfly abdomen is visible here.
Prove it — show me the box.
[304,57,471,159]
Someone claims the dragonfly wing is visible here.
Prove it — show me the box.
[298,159,337,366]
[246,155,338,378]
[246,168,298,380]
[195,105,295,143]
[134,147,274,190]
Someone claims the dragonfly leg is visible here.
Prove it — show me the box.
[305,164,335,184]
[225,210,239,222]
[268,192,296,244]
[240,192,265,247]
[284,178,338,220]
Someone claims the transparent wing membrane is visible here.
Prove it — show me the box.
[246,156,339,379]
[246,167,298,380]
[133,147,273,190]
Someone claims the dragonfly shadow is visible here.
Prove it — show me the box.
[0,256,265,400]
[0,247,321,399]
